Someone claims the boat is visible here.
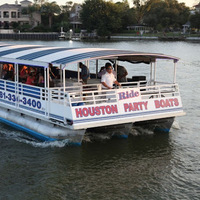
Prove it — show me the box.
[58,27,66,40]
[0,43,185,145]
[158,35,186,41]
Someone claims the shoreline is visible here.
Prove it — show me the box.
[0,32,200,41]
[110,35,200,41]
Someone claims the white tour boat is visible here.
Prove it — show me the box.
[0,43,185,145]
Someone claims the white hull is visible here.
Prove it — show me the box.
[0,106,85,145]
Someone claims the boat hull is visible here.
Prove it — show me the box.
[0,107,85,145]
[133,117,175,133]
[87,123,132,140]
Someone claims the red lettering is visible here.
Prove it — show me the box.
[169,99,174,106]
[143,101,148,110]
[100,106,105,115]
[154,100,160,108]
[133,103,139,111]
[138,102,143,110]
[75,108,83,118]
[82,108,89,117]
[174,98,179,106]
[105,106,111,114]
[111,105,118,114]
[95,107,100,115]
[124,103,129,112]
[165,99,171,107]
[88,107,95,116]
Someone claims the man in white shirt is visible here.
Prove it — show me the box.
[101,63,121,89]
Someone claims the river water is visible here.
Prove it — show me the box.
[0,40,199,200]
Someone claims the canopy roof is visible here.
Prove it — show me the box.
[0,43,179,68]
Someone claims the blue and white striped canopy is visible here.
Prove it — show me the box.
[0,43,179,68]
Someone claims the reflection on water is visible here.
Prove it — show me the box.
[0,40,200,199]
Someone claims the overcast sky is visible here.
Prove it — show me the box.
[0,0,198,8]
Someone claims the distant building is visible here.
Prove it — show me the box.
[194,2,200,12]
[182,21,191,34]
[0,0,41,31]
[69,3,82,30]
[127,25,153,33]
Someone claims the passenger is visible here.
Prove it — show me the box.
[3,64,14,81]
[49,64,57,80]
[98,66,106,78]
[1,64,8,79]
[26,70,36,85]
[19,65,28,83]
[37,71,44,87]
[116,65,128,82]
[79,62,90,84]
[101,63,121,89]
[98,63,117,78]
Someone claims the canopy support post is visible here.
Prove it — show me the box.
[173,60,177,84]
[15,63,18,108]
[63,67,66,91]
[60,64,63,85]
[96,59,98,79]
[154,61,156,85]
[77,63,80,83]
[114,60,118,78]
[150,62,153,85]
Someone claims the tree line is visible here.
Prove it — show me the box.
[19,0,200,36]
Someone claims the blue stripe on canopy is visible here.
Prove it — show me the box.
[18,48,78,60]
[52,50,134,65]
[0,46,44,57]
[0,44,13,48]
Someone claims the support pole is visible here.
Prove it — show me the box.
[154,61,156,85]
[63,67,66,90]
[173,60,177,83]
[77,63,80,83]
[60,64,63,85]
[96,59,98,79]
[150,62,153,85]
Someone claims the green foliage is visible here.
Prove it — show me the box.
[18,24,32,32]
[190,12,200,30]
[142,0,190,30]
[81,0,123,36]
[40,1,61,28]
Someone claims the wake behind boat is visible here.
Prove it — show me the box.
[0,43,185,145]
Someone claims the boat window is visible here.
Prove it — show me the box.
[18,64,44,87]
[0,62,14,81]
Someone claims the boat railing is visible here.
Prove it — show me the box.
[140,83,179,99]
[66,83,179,106]
[0,79,180,123]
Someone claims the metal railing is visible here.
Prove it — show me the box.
[0,79,180,123]
[48,81,179,107]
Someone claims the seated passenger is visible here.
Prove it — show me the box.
[3,64,14,81]
[98,63,116,78]
[19,66,28,83]
[115,65,128,82]
[101,63,121,89]
[1,64,8,79]
[98,66,106,78]
[37,71,44,87]
[26,70,36,86]
[79,62,90,84]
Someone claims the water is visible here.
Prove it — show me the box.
[0,40,199,200]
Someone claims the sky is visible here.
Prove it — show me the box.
[0,0,198,8]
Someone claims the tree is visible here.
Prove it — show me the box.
[115,0,137,29]
[190,12,200,31]
[132,0,153,24]
[142,0,190,31]
[81,0,122,36]
[41,1,61,28]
